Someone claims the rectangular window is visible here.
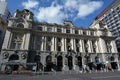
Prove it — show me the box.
[57,37,61,42]
[11,43,16,49]
[57,27,62,33]
[66,38,70,43]
[35,36,42,50]
[10,34,23,49]
[90,31,94,36]
[17,43,22,49]
[83,30,86,35]
[57,46,61,51]
[36,44,40,50]
[75,29,78,34]
[38,26,42,31]
[46,45,51,51]
[47,27,52,32]
[47,37,51,41]
[66,27,70,33]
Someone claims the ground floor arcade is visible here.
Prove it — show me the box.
[0,50,119,72]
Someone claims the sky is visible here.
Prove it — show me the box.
[7,0,114,28]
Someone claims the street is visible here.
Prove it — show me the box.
[0,71,120,80]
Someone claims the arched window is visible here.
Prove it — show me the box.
[9,54,19,61]
[17,23,24,28]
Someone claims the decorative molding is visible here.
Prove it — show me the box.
[21,53,27,59]
[3,52,9,59]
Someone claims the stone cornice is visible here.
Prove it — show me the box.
[31,30,99,40]
[100,36,115,40]
[33,22,97,31]
[7,27,99,40]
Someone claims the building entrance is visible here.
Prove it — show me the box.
[8,54,19,70]
[77,56,82,68]
[46,55,52,71]
[34,55,41,70]
[68,56,73,70]
[57,56,63,71]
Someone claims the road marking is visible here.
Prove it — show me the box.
[92,76,120,79]
[63,78,81,80]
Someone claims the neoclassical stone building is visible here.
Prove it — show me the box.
[0,9,119,71]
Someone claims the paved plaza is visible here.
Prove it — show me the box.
[0,71,120,80]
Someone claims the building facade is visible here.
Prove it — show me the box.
[0,9,119,71]
[96,0,120,52]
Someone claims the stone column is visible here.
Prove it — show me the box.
[51,37,55,51]
[71,38,74,50]
[54,37,57,51]
[79,39,82,52]
[41,37,44,51]
[88,40,92,53]
[44,36,46,51]
[2,30,12,49]
[61,38,65,52]
[99,38,107,53]
[23,33,31,50]
[81,40,85,53]
[64,38,67,52]
[73,39,76,52]
[111,40,118,53]
[90,40,93,53]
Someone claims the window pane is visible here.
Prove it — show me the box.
[47,27,52,32]
[66,27,70,33]
[38,27,42,31]
[17,43,21,49]
[83,31,86,35]
[11,43,16,49]
[75,29,78,34]
[57,28,62,32]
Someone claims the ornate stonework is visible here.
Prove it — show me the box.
[0,9,119,72]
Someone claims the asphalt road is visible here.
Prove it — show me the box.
[0,71,120,80]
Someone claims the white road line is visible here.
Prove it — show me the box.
[63,78,80,80]
[92,76,120,79]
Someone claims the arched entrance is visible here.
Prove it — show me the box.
[57,56,63,71]
[8,54,19,70]
[46,55,52,71]
[110,56,117,69]
[77,56,82,68]
[34,55,41,70]
[68,56,73,70]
